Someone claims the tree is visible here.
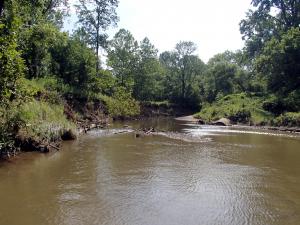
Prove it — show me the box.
[159,51,180,99]
[255,27,300,97]
[161,41,205,101]
[50,34,97,92]
[251,0,300,28]
[176,41,200,100]
[203,63,237,102]
[107,29,138,89]
[207,51,251,93]
[21,23,67,78]
[0,0,24,102]
[76,0,119,75]
[133,37,164,101]
[160,41,205,105]
[240,0,300,57]
[2,0,69,27]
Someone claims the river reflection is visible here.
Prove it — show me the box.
[0,118,300,225]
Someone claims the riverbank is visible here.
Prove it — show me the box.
[178,114,300,134]
[194,93,300,128]
[2,96,299,162]
[0,95,190,161]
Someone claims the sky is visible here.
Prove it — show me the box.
[65,0,252,62]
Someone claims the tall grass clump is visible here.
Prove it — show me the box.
[15,100,76,141]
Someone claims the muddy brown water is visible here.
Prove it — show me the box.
[1,118,300,225]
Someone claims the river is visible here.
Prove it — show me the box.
[0,118,300,225]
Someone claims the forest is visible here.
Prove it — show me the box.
[0,0,300,157]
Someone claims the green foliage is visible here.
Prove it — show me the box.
[21,22,68,78]
[107,29,138,89]
[133,37,164,101]
[240,0,300,57]
[16,77,63,104]
[0,99,75,157]
[262,95,285,116]
[255,27,300,96]
[13,0,69,27]
[195,93,273,124]
[159,41,205,105]
[14,100,75,141]
[200,50,252,104]
[273,112,300,127]
[99,87,140,118]
[75,0,119,73]
[202,63,236,102]
[51,36,97,92]
[0,18,25,102]
[0,102,20,155]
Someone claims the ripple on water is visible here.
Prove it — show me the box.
[182,124,300,138]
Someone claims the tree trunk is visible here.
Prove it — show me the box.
[96,35,99,75]
[0,0,4,17]
[96,8,100,76]
[181,71,185,101]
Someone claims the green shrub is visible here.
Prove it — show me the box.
[16,77,63,104]
[274,112,300,127]
[228,109,252,123]
[194,93,273,124]
[98,87,140,118]
[262,95,285,115]
[0,22,25,102]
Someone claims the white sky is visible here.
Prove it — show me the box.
[65,0,252,62]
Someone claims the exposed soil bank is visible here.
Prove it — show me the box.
[64,95,110,131]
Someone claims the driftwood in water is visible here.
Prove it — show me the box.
[111,127,158,137]
[48,144,60,151]
[135,127,156,138]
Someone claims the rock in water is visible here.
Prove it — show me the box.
[212,118,231,126]
[198,119,205,125]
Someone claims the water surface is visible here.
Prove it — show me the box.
[1,119,300,225]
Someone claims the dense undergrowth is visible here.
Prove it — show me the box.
[195,93,300,126]
[0,77,140,159]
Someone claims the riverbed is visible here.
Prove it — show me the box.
[0,118,300,225]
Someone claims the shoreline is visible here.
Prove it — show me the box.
[174,115,300,134]
[1,115,300,162]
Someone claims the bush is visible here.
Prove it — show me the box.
[0,22,25,102]
[228,109,251,123]
[195,93,273,124]
[262,96,285,115]
[274,112,300,127]
[98,87,140,118]
[15,77,64,104]
[0,104,19,157]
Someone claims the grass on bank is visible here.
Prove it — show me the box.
[194,93,273,124]
[16,100,76,141]
[1,100,75,145]
[1,77,76,156]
